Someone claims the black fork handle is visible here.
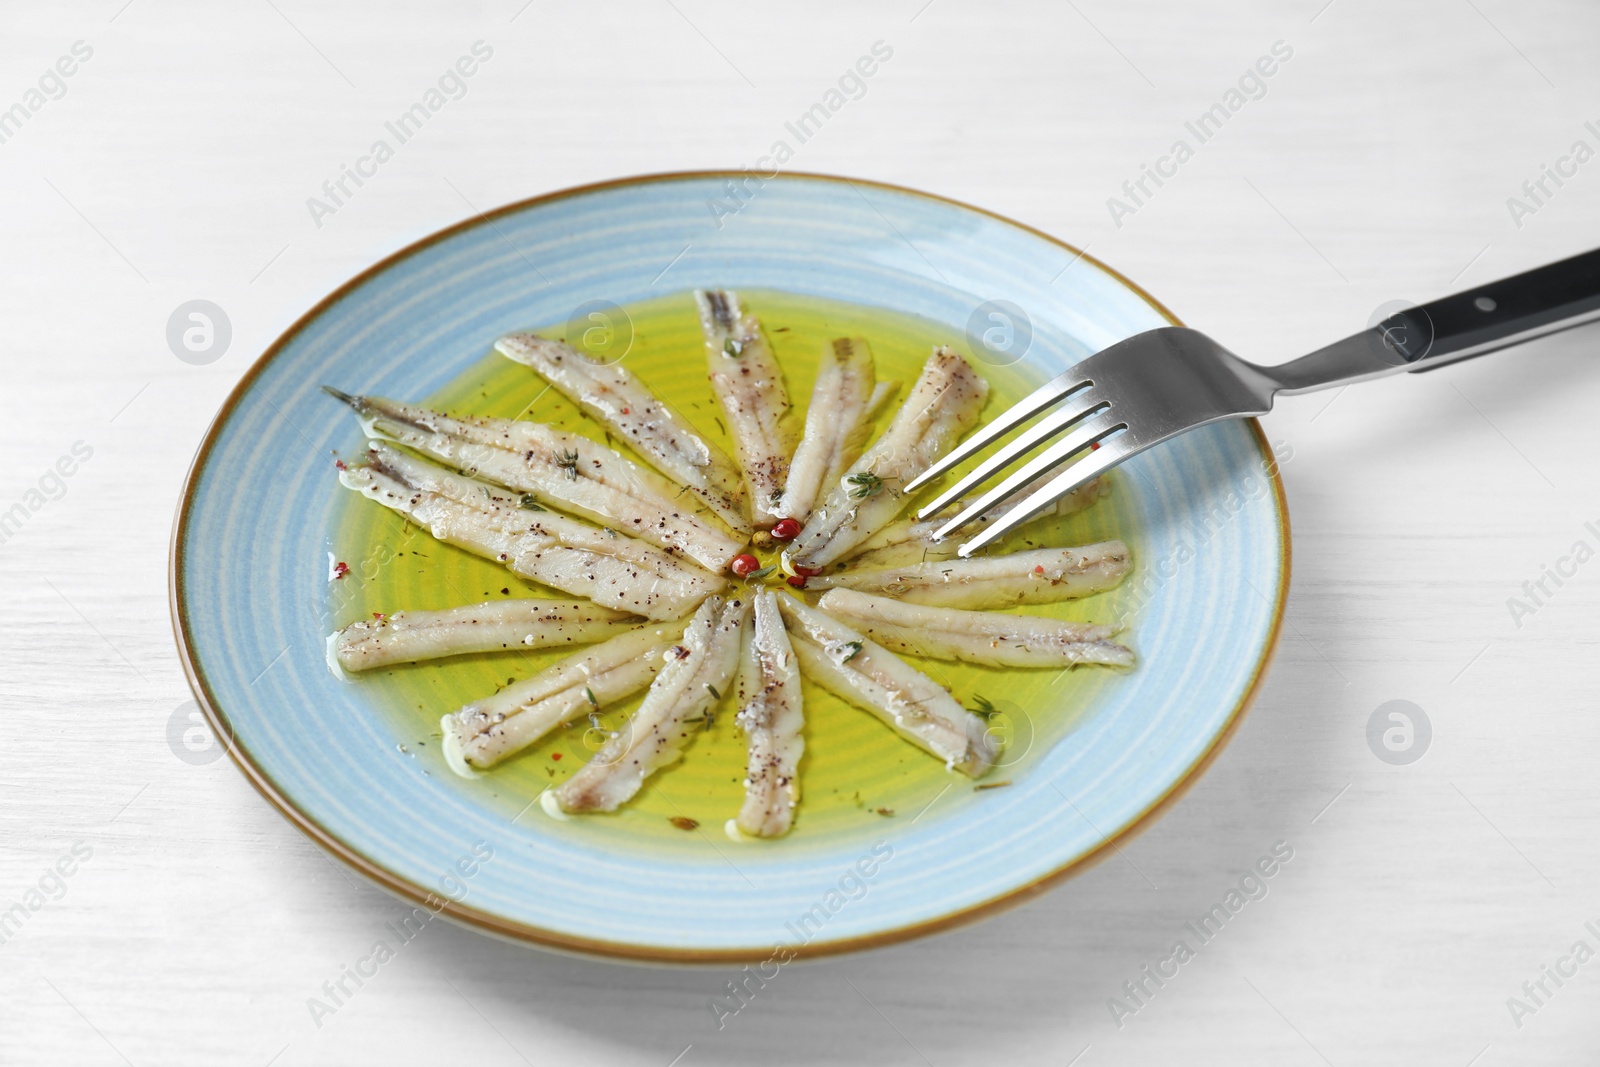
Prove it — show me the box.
[1265,246,1600,395]
[1391,246,1600,368]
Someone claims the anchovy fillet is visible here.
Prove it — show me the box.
[338,443,725,621]
[495,332,751,533]
[325,389,744,572]
[445,623,684,768]
[775,336,898,524]
[334,597,641,671]
[816,589,1133,669]
[733,588,804,837]
[777,595,997,776]
[696,290,797,527]
[788,346,987,570]
[553,594,750,813]
[807,541,1130,610]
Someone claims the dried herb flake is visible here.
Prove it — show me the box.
[847,471,883,499]
[556,449,580,480]
[970,695,1001,720]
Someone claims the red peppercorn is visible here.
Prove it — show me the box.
[551,752,562,760]
[771,518,802,541]
[792,564,821,577]
[786,575,807,589]
[730,553,761,577]
[332,561,350,579]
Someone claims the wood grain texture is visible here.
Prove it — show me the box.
[2,0,1599,1063]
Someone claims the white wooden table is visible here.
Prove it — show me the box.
[4,1,1599,1063]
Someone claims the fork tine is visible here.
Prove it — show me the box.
[957,437,1128,557]
[914,392,1108,519]
[902,371,1088,494]
[931,411,1124,541]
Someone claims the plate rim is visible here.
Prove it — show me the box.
[168,169,1291,964]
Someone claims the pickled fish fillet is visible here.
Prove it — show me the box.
[696,290,797,527]
[777,595,997,776]
[846,476,1108,570]
[816,589,1133,669]
[788,346,987,570]
[807,541,1129,610]
[553,594,749,813]
[444,623,684,768]
[495,332,751,533]
[775,336,898,524]
[733,588,804,837]
[325,389,744,572]
[338,443,725,620]
[333,597,641,672]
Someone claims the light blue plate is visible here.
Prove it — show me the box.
[171,173,1288,962]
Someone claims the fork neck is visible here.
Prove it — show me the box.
[1251,328,1414,396]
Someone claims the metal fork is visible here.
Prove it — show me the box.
[910,246,1600,556]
